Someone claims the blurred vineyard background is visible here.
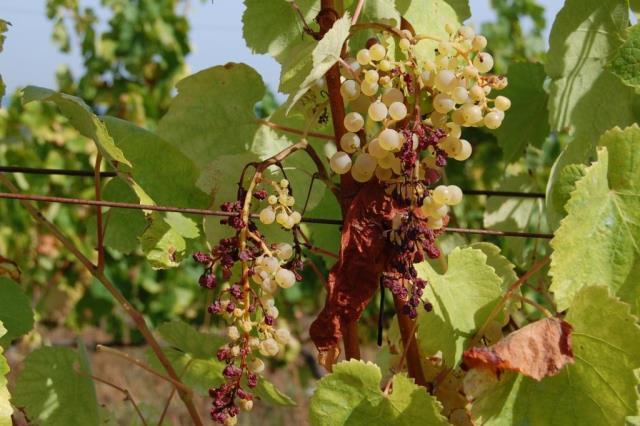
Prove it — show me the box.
[0,1,557,424]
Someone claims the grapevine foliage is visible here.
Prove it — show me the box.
[0,0,640,425]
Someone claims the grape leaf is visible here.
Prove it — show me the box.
[102,179,148,254]
[546,163,587,229]
[545,0,636,221]
[21,86,131,166]
[469,242,519,312]
[494,62,549,163]
[416,247,503,367]
[309,360,448,426]
[252,378,296,407]
[347,0,400,52]
[139,214,192,269]
[0,278,34,346]
[395,0,461,63]
[157,63,265,168]
[0,322,12,426]
[0,19,9,105]
[471,286,640,425]
[286,14,352,113]
[157,320,226,359]
[609,24,640,88]
[550,126,640,313]
[13,347,100,426]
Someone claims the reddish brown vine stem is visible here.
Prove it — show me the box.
[0,174,204,425]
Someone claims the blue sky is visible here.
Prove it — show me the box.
[0,0,561,98]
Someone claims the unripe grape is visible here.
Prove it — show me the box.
[249,358,265,373]
[430,111,448,128]
[378,128,401,150]
[280,179,289,188]
[451,109,465,125]
[364,69,379,84]
[421,197,442,216]
[461,103,483,124]
[484,85,492,95]
[249,337,260,348]
[227,326,240,341]
[290,211,302,224]
[259,338,280,356]
[459,25,475,39]
[267,195,277,205]
[433,94,455,113]
[454,139,472,161]
[463,65,479,79]
[484,111,503,129]
[340,79,360,101]
[275,328,291,344]
[242,320,253,333]
[351,153,377,182]
[435,69,457,92]
[340,132,360,153]
[446,122,462,139]
[230,345,240,357]
[330,152,352,174]
[356,48,371,65]
[368,100,388,121]
[432,185,450,205]
[472,35,487,51]
[452,86,469,104]
[263,256,279,273]
[473,52,494,73]
[379,76,391,87]
[261,278,277,293]
[367,138,387,159]
[323,142,337,159]
[259,207,275,224]
[375,166,393,181]
[344,112,364,132]
[361,80,379,96]
[369,43,386,61]
[388,102,407,121]
[421,70,432,85]
[438,40,454,55]
[495,96,511,111]
[378,153,394,169]
[390,157,402,175]
[469,85,484,101]
[240,399,254,412]
[275,267,296,288]
[266,305,279,319]
[427,217,444,229]
[224,415,238,426]
[276,211,289,226]
[441,136,462,156]
[382,87,404,106]
[435,55,450,69]
[399,38,411,50]
[286,196,295,206]
[378,59,392,72]
[276,243,293,260]
[430,203,449,219]
[446,185,463,205]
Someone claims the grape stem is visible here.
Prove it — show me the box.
[509,294,553,318]
[351,0,365,25]
[0,173,204,426]
[257,119,334,141]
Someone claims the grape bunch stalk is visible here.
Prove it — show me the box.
[194,20,509,425]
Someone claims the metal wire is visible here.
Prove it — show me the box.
[0,166,546,199]
[0,192,554,239]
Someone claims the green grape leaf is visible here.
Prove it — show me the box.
[286,14,352,113]
[469,242,519,312]
[0,278,34,346]
[13,347,100,426]
[21,86,131,166]
[157,320,226,359]
[102,179,148,254]
[0,19,9,53]
[395,0,461,63]
[278,39,316,95]
[443,0,471,21]
[471,286,640,426]
[546,164,587,228]
[550,125,640,313]
[346,0,400,52]
[545,0,636,220]
[309,360,447,426]
[610,24,640,88]
[147,347,225,396]
[103,117,209,209]
[494,62,549,163]
[140,214,191,269]
[242,0,319,59]
[252,378,296,407]
[416,247,503,367]
[0,322,12,426]
[157,64,265,168]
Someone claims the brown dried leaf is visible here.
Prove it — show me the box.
[310,181,397,358]
[463,317,574,381]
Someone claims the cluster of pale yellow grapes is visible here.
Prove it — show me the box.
[327,24,510,225]
[258,179,302,229]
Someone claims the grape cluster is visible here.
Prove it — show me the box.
[328,25,509,316]
[194,178,302,424]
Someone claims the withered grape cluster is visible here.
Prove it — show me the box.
[194,179,302,425]
[329,24,509,317]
